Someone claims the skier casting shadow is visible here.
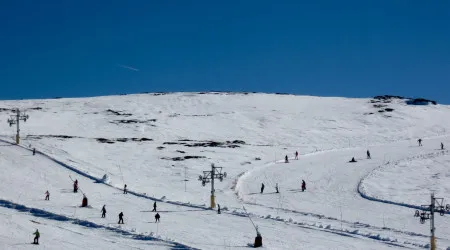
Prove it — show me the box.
[32,229,40,245]
[118,212,124,224]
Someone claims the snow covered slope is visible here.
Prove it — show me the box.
[0,92,449,249]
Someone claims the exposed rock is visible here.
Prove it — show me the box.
[110,119,157,125]
[106,109,132,116]
[96,137,153,144]
[27,135,80,140]
[176,150,186,154]
[161,156,206,161]
[385,108,394,112]
[406,98,437,105]
[157,146,165,150]
[374,95,405,100]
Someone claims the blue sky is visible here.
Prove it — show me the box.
[0,1,449,103]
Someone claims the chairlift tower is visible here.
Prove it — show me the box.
[198,163,227,208]
[7,108,29,144]
[414,193,450,250]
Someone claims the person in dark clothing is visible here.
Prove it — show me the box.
[295,151,299,160]
[260,183,265,194]
[74,180,78,193]
[217,204,221,214]
[285,155,289,163]
[155,213,160,223]
[275,183,279,193]
[152,201,157,212]
[33,229,40,244]
[349,157,357,163]
[81,195,88,207]
[45,191,50,201]
[301,180,306,192]
[33,148,36,156]
[101,205,106,218]
[418,139,422,146]
[123,184,127,194]
[441,142,444,150]
[118,212,124,224]
[367,150,371,159]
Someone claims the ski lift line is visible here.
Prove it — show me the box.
[242,206,260,234]
[69,175,86,196]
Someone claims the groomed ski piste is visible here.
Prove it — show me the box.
[0,92,450,249]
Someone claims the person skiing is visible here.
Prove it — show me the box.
[152,201,157,212]
[367,150,371,159]
[441,142,444,150]
[45,190,50,201]
[295,151,299,160]
[155,213,160,223]
[217,204,221,214]
[118,212,124,224]
[81,195,88,207]
[301,180,306,192]
[285,155,289,163]
[101,205,106,218]
[418,138,422,146]
[123,184,127,194]
[73,179,78,193]
[275,183,279,193]
[349,157,357,163]
[260,183,265,194]
[33,148,36,156]
[33,229,40,244]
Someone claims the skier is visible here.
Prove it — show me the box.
[152,201,157,212]
[285,155,289,163]
[33,229,40,245]
[301,180,306,192]
[73,179,78,193]
[101,205,106,218]
[367,150,371,159]
[81,195,88,207]
[217,204,221,214]
[45,190,50,201]
[123,184,127,194]
[275,183,279,193]
[295,151,299,160]
[349,157,357,163]
[118,212,124,224]
[260,183,265,194]
[441,142,444,150]
[155,213,160,223]
[418,138,422,146]
[33,148,36,156]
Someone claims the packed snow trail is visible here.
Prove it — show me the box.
[2,138,437,248]
[0,140,409,249]
[0,206,173,250]
[236,135,450,248]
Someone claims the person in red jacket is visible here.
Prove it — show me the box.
[301,180,306,192]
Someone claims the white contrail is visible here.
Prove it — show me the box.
[117,64,139,72]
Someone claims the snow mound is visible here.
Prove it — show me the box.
[100,174,111,184]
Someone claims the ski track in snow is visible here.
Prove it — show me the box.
[358,149,450,212]
[0,198,196,250]
[0,138,435,249]
[0,138,431,249]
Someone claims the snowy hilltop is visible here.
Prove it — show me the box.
[0,92,449,249]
